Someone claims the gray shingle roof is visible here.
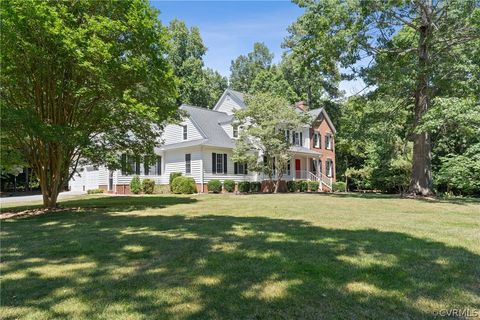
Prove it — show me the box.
[179,105,235,148]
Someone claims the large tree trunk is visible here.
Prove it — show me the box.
[409,1,434,196]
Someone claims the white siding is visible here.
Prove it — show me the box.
[162,118,203,145]
[98,166,108,185]
[164,147,203,183]
[201,147,256,183]
[216,94,243,115]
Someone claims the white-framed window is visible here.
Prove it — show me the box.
[314,132,320,148]
[233,124,238,138]
[183,125,188,140]
[325,134,333,150]
[294,132,300,146]
[212,153,227,174]
[185,153,191,174]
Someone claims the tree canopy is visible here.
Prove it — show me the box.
[0,0,178,207]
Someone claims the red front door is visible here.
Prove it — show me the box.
[295,159,301,178]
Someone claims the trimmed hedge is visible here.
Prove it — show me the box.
[87,188,103,194]
[169,172,182,185]
[308,181,319,192]
[287,181,296,192]
[142,178,155,194]
[223,180,236,193]
[208,179,222,193]
[130,175,142,194]
[333,181,347,192]
[238,181,250,193]
[171,176,197,194]
[250,181,261,193]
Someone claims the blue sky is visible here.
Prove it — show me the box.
[152,1,366,96]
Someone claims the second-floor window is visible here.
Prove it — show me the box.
[314,132,320,148]
[285,129,290,143]
[183,125,188,140]
[325,134,333,150]
[233,124,238,138]
[185,153,191,174]
[293,132,302,146]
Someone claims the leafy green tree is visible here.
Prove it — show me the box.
[249,66,298,103]
[286,0,480,196]
[167,19,227,107]
[232,93,310,193]
[229,42,274,92]
[0,0,177,207]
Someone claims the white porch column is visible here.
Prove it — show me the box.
[306,156,310,175]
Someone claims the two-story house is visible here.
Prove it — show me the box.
[68,89,336,193]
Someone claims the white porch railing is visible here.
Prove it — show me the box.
[259,170,333,191]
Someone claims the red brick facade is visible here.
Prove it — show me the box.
[310,115,336,182]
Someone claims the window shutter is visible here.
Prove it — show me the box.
[245,163,248,174]
[121,154,127,175]
[234,162,238,174]
[300,132,303,146]
[135,157,141,175]
[157,156,162,175]
[223,154,227,174]
[212,153,216,174]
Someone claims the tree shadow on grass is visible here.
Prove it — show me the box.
[0,195,198,214]
[1,211,479,319]
[321,192,480,205]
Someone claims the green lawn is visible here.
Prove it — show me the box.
[1,194,479,319]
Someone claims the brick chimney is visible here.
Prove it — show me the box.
[295,101,308,112]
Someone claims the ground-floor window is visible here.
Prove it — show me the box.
[326,159,334,178]
[234,162,248,174]
[185,154,191,174]
[212,153,227,174]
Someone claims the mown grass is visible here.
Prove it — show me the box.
[1,193,479,319]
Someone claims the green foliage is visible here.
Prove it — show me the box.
[238,181,251,193]
[87,189,104,195]
[171,176,197,194]
[287,180,296,192]
[223,180,236,193]
[333,182,347,193]
[207,179,222,193]
[130,176,142,194]
[167,19,227,107]
[299,180,308,192]
[308,181,319,192]
[232,92,310,192]
[229,42,273,92]
[250,182,262,193]
[169,172,182,186]
[294,180,303,192]
[0,0,177,207]
[142,179,155,195]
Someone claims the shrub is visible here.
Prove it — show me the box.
[250,181,261,193]
[294,180,303,192]
[171,176,197,194]
[333,181,347,192]
[299,180,308,192]
[130,175,142,194]
[87,188,103,194]
[223,180,235,193]
[287,180,296,192]
[208,179,222,193]
[238,181,250,193]
[169,172,182,185]
[308,181,319,192]
[142,178,155,194]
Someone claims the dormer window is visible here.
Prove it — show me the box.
[182,125,188,140]
[233,124,238,138]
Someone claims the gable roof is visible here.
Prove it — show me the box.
[213,88,247,111]
[179,105,235,148]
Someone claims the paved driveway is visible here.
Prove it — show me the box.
[0,191,86,205]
